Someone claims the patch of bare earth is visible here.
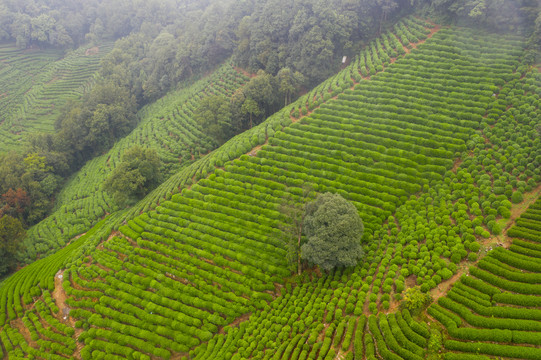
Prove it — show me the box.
[429,184,541,302]
[483,183,541,249]
[451,158,462,173]
[107,230,122,242]
[246,140,268,157]
[234,66,257,78]
[52,270,69,322]
[11,318,37,348]
[52,270,85,359]
[85,47,99,56]
[430,270,464,303]
[218,312,252,335]
[384,299,401,314]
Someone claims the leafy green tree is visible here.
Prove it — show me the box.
[0,215,25,276]
[55,81,137,165]
[301,192,364,271]
[143,31,178,102]
[401,286,432,313]
[242,70,280,120]
[430,0,538,30]
[241,98,261,129]
[0,152,60,225]
[376,0,398,34]
[194,95,234,145]
[103,146,161,207]
[277,67,305,106]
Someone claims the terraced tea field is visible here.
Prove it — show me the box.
[20,63,249,262]
[0,16,539,360]
[0,42,112,152]
[429,197,541,360]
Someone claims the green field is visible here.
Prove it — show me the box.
[0,42,113,152]
[0,16,540,360]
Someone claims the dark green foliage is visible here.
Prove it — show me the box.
[194,95,234,145]
[301,193,364,271]
[103,146,161,206]
[0,152,61,226]
[0,215,25,276]
[511,190,523,203]
[55,82,137,166]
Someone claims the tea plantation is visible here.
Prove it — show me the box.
[0,16,540,360]
[19,62,249,263]
[0,42,113,152]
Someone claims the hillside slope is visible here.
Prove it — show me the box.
[2,16,539,360]
[429,196,541,360]
[187,48,539,360]
[0,42,113,152]
[19,63,249,263]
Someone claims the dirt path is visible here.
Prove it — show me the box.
[451,158,463,173]
[10,318,38,349]
[411,24,441,49]
[246,140,268,157]
[52,270,70,323]
[429,184,541,302]
[234,66,256,79]
[218,312,252,335]
[483,183,541,250]
[52,269,84,359]
[429,269,465,303]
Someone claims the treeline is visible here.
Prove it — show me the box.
[0,0,226,49]
[194,68,304,145]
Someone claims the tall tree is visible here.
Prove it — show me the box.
[103,146,162,207]
[193,95,233,144]
[301,193,365,271]
[241,98,262,129]
[0,188,30,221]
[277,67,305,106]
[376,0,398,34]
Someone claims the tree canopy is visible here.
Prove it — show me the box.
[103,146,162,207]
[54,83,137,166]
[0,152,60,225]
[301,192,364,271]
[194,96,234,145]
[0,215,25,276]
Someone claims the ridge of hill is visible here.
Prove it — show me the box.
[0,15,540,360]
[0,42,113,152]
